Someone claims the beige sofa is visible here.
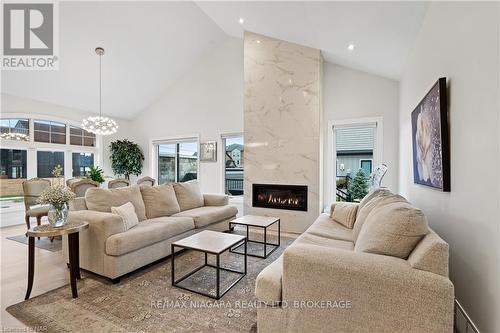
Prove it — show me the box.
[256,189,454,333]
[64,181,237,281]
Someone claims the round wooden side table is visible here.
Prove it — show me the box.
[25,221,89,300]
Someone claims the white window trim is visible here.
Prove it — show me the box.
[220,132,244,195]
[150,134,200,184]
[326,117,383,208]
[1,113,101,180]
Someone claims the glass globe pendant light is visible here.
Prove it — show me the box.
[82,47,118,135]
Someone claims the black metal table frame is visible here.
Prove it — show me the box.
[229,219,280,259]
[171,238,247,300]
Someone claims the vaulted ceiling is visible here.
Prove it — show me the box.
[1,1,428,119]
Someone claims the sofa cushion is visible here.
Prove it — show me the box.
[305,213,354,242]
[85,185,147,221]
[358,188,391,211]
[173,181,204,211]
[111,202,139,230]
[140,184,180,218]
[105,216,195,256]
[355,201,429,259]
[408,229,449,277]
[296,233,354,251]
[330,202,358,229]
[172,205,238,228]
[352,191,406,241]
[255,256,283,304]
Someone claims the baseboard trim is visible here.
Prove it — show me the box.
[455,299,480,333]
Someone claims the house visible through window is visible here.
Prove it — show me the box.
[34,120,66,144]
[0,118,29,141]
[157,140,198,185]
[37,151,64,178]
[223,135,244,196]
[72,153,94,177]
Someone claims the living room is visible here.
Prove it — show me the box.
[1,1,499,332]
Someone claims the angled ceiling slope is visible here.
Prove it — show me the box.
[196,1,429,79]
[1,1,227,119]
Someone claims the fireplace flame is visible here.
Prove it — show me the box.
[267,193,300,206]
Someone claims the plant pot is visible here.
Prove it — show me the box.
[48,203,69,228]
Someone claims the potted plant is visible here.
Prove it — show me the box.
[38,185,76,227]
[109,139,144,180]
[86,166,105,184]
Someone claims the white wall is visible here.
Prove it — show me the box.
[398,2,500,332]
[131,37,243,194]
[323,63,399,205]
[0,93,132,177]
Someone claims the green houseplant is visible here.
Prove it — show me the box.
[109,139,144,180]
[86,166,105,184]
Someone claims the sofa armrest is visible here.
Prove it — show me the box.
[203,193,228,206]
[68,210,125,239]
[282,243,454,332]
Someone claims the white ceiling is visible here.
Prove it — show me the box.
[2,1,428,120]
[1,1,226,119]
[196,1,429,79]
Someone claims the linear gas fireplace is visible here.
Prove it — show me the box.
[252,184,308,212]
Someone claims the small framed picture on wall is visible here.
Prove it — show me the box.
[200,141,217,162]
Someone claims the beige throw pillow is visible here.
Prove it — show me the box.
[111,202,139,231]
[173,181,204,211]
[140,184,181,218]
[354,201,429,259]
[330,203,358,229]
[85,185,147,221]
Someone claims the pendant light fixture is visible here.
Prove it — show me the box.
[82,47,118,135]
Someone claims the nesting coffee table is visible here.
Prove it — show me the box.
[229,215,280,259]
[171,230,247,299]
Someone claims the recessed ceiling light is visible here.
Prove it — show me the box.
[256,40,261,44]
[239,17,244,24]
[347,44,355,51]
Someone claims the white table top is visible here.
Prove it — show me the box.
[230,215,279,227]
[172,230,246,254]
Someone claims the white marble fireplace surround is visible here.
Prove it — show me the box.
[243,32,322,233]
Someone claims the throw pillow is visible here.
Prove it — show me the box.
[330,202,358,229]
[140,183,181,218]
[173,181,204,211]
[354,201,429,259]
[85,185,147,221]
[111,202,139,231]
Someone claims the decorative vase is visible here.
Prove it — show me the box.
[48,203,69,228]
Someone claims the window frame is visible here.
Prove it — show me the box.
[221,133,244,197]
[152,136,199,185]
[34,119,67,145]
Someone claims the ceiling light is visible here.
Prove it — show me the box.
[82,47,118,136]
[347,44,355,51]
[239,17,244,24]
[256,40,261,44]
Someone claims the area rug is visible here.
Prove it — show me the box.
[6,234,62,252]
[7,237,293,332]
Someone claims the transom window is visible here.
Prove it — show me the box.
[0,118,29,141]
[34,120,66,144]
[70,126,96,147]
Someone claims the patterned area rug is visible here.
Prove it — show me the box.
[7,236,292,332]
[6,234,62,252]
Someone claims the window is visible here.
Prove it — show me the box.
[360,159,373,175]
[223,135,244,196]
[34,120,66,144]
[72,153,94,177]
[157,140,198,185]
[37,151,64,178]
[70,126,96,147]
[0,118,29,141]
[0,149,27,179]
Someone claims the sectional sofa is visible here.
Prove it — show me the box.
[255,189,454,333]
[64,181,237,281]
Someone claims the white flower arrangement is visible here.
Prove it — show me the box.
[37,185,76,208]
